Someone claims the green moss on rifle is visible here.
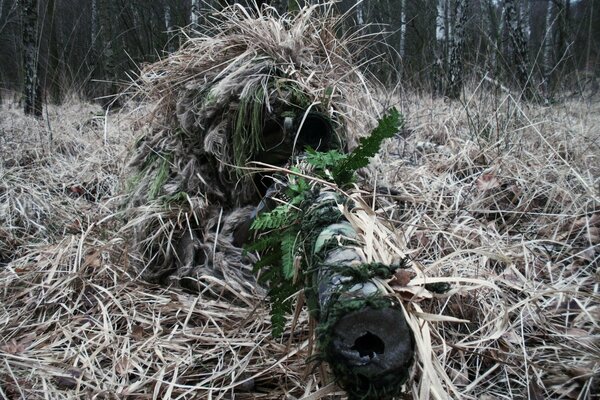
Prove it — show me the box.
[315,296,409,400]
[248,108,403,336]
[318,262,406,286]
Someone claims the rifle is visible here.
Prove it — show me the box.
[241,109,416,399]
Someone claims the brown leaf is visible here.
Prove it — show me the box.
[390,285,432,302]
[131,324,145,340]
[389,269,415,287]
[476,173,500,192]
[115,356,130,375]
[56,375,77,389]
[528,373,545,400]
[0,339,25,355]
[415,231,430,247]
[69,185,85,196]
[83,251,101,269]
[55,368,82,389]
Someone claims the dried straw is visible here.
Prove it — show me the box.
[1,14,598,400]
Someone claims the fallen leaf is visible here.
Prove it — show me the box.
[55,368,82,389]
[0,339,25,355]
[83,251,101,269]
[115,356,130,375]
[389,269,415,287]
[131,324,145,340]
[476,173,500,192]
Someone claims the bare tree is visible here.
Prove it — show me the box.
[191,0,200,27]
[47,0,62,103]
[482,0,501,75]
[356,0,364,25]
[447,0,468,99]
[520,0,531,42]
[503,0,534,100]
[399,0,406,60]
[91,0,98,47]
[0,0,18,36]
[433,0,449,95]
[21,0,42,116]
[165,2,175,53]
[542,0,556,98]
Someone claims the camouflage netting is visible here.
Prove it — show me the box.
[123,4,376,287]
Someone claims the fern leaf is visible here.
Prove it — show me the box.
[334,107,403,185]
[281,231,298,280]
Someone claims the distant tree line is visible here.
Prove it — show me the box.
[0,0,597,115]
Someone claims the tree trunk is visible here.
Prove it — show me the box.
[98,0,121,106]
[543,0,555,98]
[520,0,531,42]
[190,0,200,28]
[558,0,571,70]
[484,0,501,76]
[164,3,175,53]
[446,0,468,99]
[433,0,448,95]
[356,0,364,26]
[47,0,62,104]
[21,0,42,117]
[399,0,406,60]
[503,0,534,100]
[91,0,98,48]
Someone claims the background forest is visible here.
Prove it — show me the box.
[0,0,598,113]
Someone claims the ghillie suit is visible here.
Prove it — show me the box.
[123,5,373,290]
[122,5,422,398]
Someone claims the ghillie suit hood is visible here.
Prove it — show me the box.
[123,5,376,287]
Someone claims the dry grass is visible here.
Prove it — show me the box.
[1,16,598,400]
[1,87,597,399]
[370,88,599,399]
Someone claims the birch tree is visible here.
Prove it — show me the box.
[502,0,534,100]
[542,0,555,98]
[447,0,468,99]
[91,0,98,48]
[399,0,406,60]
[190,0,200,28]
[433,0,449,95]
[164,2,174,53]
[482,0,501,75]
[520,0,531,42]
[356,0,364,26]
[21,0,42,117]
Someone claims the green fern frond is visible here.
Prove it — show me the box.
[333,107,402,185]
[247,108,402,337]
[281,231,299,280]
[246,234,277,253]
[305,147,348,170]
[250,203,295,230]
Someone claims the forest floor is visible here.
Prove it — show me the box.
[0,88,598,399]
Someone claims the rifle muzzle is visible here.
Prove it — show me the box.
[306,192,414,399]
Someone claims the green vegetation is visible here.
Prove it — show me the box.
[247,108,403,336]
